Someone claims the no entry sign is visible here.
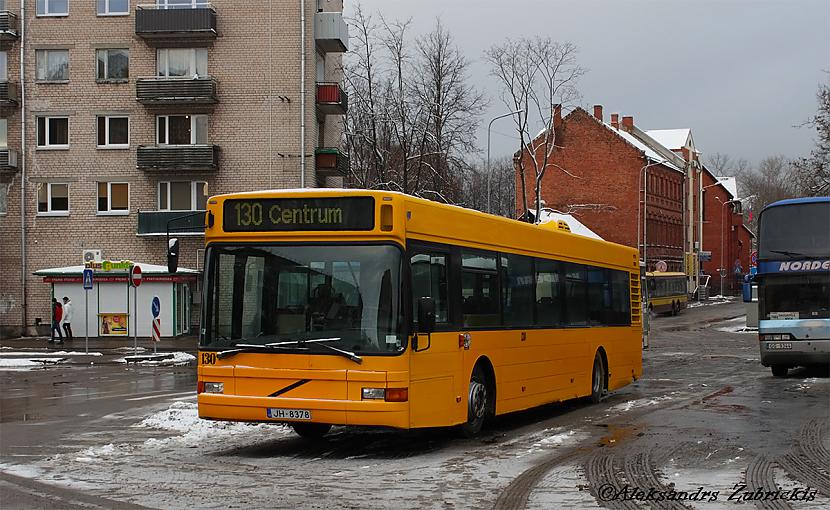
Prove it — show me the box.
[129,265,143,287]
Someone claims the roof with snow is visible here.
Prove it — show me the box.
[718,177,738,199]
[33,262,199,276]
[603,123,683,172]
[645,129,691,150]
[532,209,604,240]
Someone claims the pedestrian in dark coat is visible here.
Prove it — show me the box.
[51,298,64,344]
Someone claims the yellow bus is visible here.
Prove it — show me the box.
[194,189,642,438]
[645,271,688,316]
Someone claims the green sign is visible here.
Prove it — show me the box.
[223,197,375,232]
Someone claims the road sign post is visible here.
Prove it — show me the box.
[130,265,142,353]
[151,296,160,353]
[83,268,93,354]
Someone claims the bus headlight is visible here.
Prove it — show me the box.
[361,387,385,400]
[361,387,409,402]
[202,382,224,394]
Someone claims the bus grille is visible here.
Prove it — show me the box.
[630,272,642,325]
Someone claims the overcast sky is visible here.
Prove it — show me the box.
[344,0,829,166]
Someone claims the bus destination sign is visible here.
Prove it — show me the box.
[223,197,375,232]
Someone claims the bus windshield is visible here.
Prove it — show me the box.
[759,202,830,259]
[203,244,404,354]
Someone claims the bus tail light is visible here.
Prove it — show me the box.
[199,382,224,394]
[384,388,408,402]
[361,387,408,402]
[380,204,394,231]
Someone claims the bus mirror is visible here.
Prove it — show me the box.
[168,238,180,274]
[418,297,436,334]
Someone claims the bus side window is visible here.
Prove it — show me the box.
[535,258,562,327]
[461,251,499,328]
[565,264,588,326]
[411,252,449,325]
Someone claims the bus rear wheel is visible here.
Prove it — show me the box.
[591,352,606,404]
[292,423,332,439]
[771,365,789,378]
[460,365,489,437]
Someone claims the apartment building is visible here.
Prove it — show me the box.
[0,0,349,337]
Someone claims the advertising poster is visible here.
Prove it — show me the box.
[99,313,128,336]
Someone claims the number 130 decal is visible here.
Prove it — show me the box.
[200,352,217,365]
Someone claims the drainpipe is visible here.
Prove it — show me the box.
[19,2,27,334]
[299,0,306,187]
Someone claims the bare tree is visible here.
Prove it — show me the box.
[735,155,797,232]
[484,37,585,220]
[459,155,516,217]
[791,81,830,195]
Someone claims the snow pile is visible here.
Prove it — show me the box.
[520,427,586,457]
[115,352,196,366]
[608,394,674,413]
[714,316,757,334]
[136,401,290,446]
[688,296,734,308]
[0,358,45,369]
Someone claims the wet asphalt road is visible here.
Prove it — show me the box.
[0,301,828,509]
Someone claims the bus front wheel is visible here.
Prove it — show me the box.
[771,365,789,378]
[460,365,489,437]
[591,352,607,404]
[292,423,332,439]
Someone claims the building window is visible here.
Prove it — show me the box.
[37,183,69,214]
[36,116,69,148]
[0,51,7,81]
[36,0,68,16]
[97,182,129,214]
[156,48,207,77]
[0,118,7,148]
[97,0,129,15]
[97,116,129,148]
[158,181,207,211]
[157,115,208,145]
[35,49,69,81]
[0,184,7,215]
[96,49,129,81]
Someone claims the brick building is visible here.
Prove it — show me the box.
[0,1,349,337]
[516,105,686,272]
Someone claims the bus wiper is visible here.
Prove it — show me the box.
[770,249,808,258]
[217,343,291,360]
[268,338,363,364]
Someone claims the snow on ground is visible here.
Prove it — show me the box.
[607,394,675,413]
[0,358,47,369]
[112,346,148,353]
[518,427,588,457]
[688,296,735,308]
[0,350,103,357]
[714,316,758,334]
[115,352,195,366]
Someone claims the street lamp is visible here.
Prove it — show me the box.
[637,159,670,271]
[487,109,524,214]
[715,196,741,297]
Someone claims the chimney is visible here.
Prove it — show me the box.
[552,104,562,126]
[621,115,634,131]
[610,113,619,129]
[593,105,603,122]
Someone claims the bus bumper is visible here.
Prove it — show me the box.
[198,394,410,429]
[759,339,830,367]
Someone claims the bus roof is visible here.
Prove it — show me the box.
[764,197,830,210]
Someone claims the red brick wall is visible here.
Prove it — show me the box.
[515,108,685,271]
[700,170,748,294]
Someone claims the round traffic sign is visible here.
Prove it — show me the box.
[130,265,143,287]
[655,260,668,272]
[151,296,160,318]
[750,251,758,267]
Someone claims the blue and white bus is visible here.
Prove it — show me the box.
[756,197,830,377]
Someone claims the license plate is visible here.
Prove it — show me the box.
[767,342,793,350]
[267,408,312,420]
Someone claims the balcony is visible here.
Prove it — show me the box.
[0,81,19,106]
[316,82,347,116]
[138,210,205,236]
[314,12,348,53]
[135,4,217,44]
[136,77,218,106]
[0,11,18,40]
[315,148,349,177]
[137,145,219,172]
[0,148,18,172]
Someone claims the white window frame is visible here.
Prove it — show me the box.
[156,48,207,78]
[156,114,208,145]
[158,181,207,211]
[97,0,129,16]
[35,49,70,82]
[96,48,129,81]
[36,0,69,17]
[37,182,70,216]
[97,115,130,149]
[36,116,70,149]
[97,182,130,215]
